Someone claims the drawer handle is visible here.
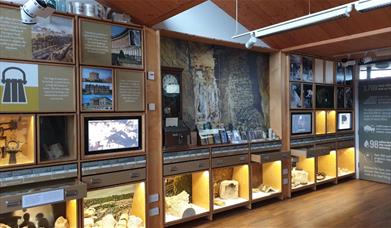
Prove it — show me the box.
[90,178,102,185]
[6,200,21,208]
[65,190,78,197]
[170,166,178,172]
[130,173,140,178]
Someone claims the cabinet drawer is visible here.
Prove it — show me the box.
[337,140,355,149]
[251,151,289,163]
[164,159,209,176]
[212,154,249,168]
[82,168,145,189]
[311,143,336,157]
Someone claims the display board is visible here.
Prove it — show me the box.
[0,61,76,112]
[358,78,391,184]
[116,70,145,111]
[80,19,143,69]
[0,7,74,63]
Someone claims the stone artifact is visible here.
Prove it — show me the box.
[165,190,196,218]
[316,172,326,181]
[338,167,350,176]
[291,168,309,187]
[54,216,69,228]
[0,224,11,228]
[44,143,65,160]
[127,215,144,228]
[102,214,117,228]
[219,180,239,199]
[213,198,225,206]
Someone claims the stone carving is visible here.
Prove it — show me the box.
[54,216,69,228]
[0,224,11,228]
[291,168,309,187]
[219,180,239,199]
[165,190,196,218]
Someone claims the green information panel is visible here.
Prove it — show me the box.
[0,61,75,112]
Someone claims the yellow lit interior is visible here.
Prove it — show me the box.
[232,165,250,200]
[296,157,315,183]
[337,147,356,174]
[192,171,210,210]
[27,115,35,162]
[326,111,336,134]
[262,161,282,192]
[133,182,146,225]
[66,200,78,228]
[316,111,326,135]
[317,151,337,178]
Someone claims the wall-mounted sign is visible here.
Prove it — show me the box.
[0,61,75,112]
[0,7,74,63]
[116,70,144,111]
[80,19,143,69]
[359,78,391,184]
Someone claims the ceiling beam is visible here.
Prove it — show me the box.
[281,27,391,52]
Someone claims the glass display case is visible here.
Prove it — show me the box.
[83,182,145,228]
[212,165,249,211]
[0,115,35,168]
[38,115,76,163]
[164,171,210,224]
[316,151,337,183]
[291,154,315,191]
[315,111,326,135]
[326,111,336,134]
[251,161,282,201]
[337,147,355,178]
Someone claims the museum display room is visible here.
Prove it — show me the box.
[1,0,390,227]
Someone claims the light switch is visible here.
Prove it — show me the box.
[148,193,159,203]
[149,207,159,216]
[148,103,156,111]
[147,71,155,80]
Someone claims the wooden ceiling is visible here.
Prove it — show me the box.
[100,0,391,59]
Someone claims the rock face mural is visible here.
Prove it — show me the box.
[161,37,270,131]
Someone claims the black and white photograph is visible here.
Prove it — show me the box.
[302,56,313,82]
[345,66,353,85]
[336,63,345,85]
[337,87,345,109]
[316,85,334,108]
[345,87,353,108]
[290,83,302,108]
[337,112,352,130]
[303,84,313,108]
[290,55,301,81]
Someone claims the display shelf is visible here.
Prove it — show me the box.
[251,160,282,202]
[291,155,315,192]
[315,111,326,135]
[337,147,355,179]
[164,171,210,225]
[212,165,249,213]
[326,111,336,134]
[0,115,35,169]
[316,151,337,185]
[83,182,146,228]
[38,114,77,163]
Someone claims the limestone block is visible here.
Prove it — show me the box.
[54,216,69,228]
[219,180,239,199]
[291,168,309,186]
[165,191,196,218]
[127,215,144,228]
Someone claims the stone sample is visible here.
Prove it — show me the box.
[219,180,239,199]
[165,190,196,218]
[291,168,309,187]
[54,216,69,228]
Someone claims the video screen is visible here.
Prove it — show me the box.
[337,112,352,130]
[85,117,141,154]
[291,113,312,135]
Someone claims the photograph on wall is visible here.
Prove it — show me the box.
[302,56,313,82]
[316,85,334,108]
[0,62,39,112]
[344,87,353,108]
[290,83,302,108]
[337,112,352,130]
[345,66,353,85]
[290,55,301,81]
[291,113,312,135]
[32,16,73,62]
[111,25,143,68]
[303,84,313,108]
[336,63,345,85]
[337,87,345,109]
[81,67,113,111]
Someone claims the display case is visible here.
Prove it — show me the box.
[250,159,282,201]
[83,183,146,228]
[0,115,35,168]
[212,165,249,211]
[316,150,337,184]
[38,114,77,163]
[315,111,326,135]
[326,111,336,134]
[337,147,355,178]
[291,149,315,192]
[164,171,210,225]
[0,180,85,228]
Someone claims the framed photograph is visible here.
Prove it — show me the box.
[81,67,113,111]
[336,63,345,85]
[231,130,242,143]
[337,87,345,109]
[213,133,222,144]
[337,112,352,131]
[344,87,353,109]
[290,83,302,108]
[345,66,353,85]
[316,85,334,109]
[226,131,233,143]
[302,56,313,82]
[290,55,301,81]
[220,130,228,144]
[111,25,143,68]
[303,84,313,108]
[291,113,312,135]
[240,131,248,141]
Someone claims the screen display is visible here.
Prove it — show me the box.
[85,117,141,154]
[291,113,312,135]
[338,112,352,130]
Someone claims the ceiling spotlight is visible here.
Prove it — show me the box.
[245,33,257,49]
[355,0,391,12]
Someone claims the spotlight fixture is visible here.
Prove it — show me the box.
[245,33,257,49]
[355,0,391,12]
[233,4,353,39]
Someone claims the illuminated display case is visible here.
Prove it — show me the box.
[251,161,282,201]
[316,151,337,184]
[83,183,146,228]
[315,110,336,135]
[337,147,355,178]
[291,149,316,191]
[0,115,35,168]
[164,171,210,224]
[212,165,249,211]
[38,114,77,163]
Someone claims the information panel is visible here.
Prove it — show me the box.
[359,78,391,184]
[116,70,144,111]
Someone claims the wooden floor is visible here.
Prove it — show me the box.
[172,180,391,228]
